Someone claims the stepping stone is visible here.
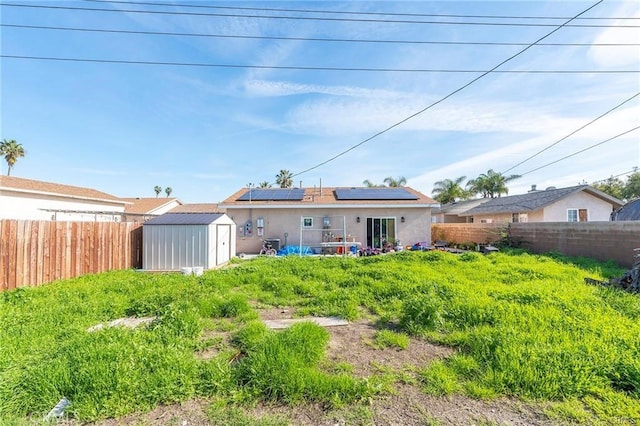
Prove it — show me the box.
[263,317,349,329]
[88,316,156,332]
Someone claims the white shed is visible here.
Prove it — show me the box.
[143,213,236,270]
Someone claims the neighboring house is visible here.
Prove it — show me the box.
[170,203,219,213]
[611,199,640,221]
[0,175,128,221]
[120,197,182,222]
[218,186,438,254]
[459,185,623,223]
[432,198,489,223]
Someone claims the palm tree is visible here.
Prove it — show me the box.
[383,176,407,187]
[0,139,25,176]
[258,181,272,188]
[467,169,520,198]
[154,186,162,197]
[432,176,468,204]
[362,179,381,188]
[275,170,293,188]
[165,187,173,197]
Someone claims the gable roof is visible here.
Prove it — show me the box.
[433,198,489,215]
[461,185,623,216]
[144,212,224,225]
[120,197,181,214]
[611,199,640,221]
[220,186,437,208]
[0,175,126,204]
[170,203,220,213]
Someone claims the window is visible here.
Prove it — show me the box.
[512,213,528,223]
[567,209,588,222]
[302,217,313,228]
[512,213,519,223]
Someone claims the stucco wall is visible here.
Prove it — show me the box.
[0,192,125,221]
[226,207,431,254]
[542,191,615,222]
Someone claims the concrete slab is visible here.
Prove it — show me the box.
[88,316,156,332]
[263,317,349,330]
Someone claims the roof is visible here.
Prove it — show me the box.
[0,175,126,204]
[120,197,181,214]
[144,212,225,225]
[433,198,489,215]
[170,203,220,213]
[220,186,437,208]
[461,185,624,216]
[611,199,640,221]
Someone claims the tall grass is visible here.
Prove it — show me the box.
[0,250,638,422]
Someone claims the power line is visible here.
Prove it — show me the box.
[4,23,639,47]
[519,126,640,176]
[591,168,638,184]
[3,55,637,74]
[290,1,606,179]
[502,92,640,174]
[1,3,637,28]
[83,0,636,21]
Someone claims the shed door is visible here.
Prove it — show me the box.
[216,224,231,265]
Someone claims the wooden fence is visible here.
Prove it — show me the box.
[0,220,142,291]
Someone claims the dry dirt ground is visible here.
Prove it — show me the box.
[83,307,557,426]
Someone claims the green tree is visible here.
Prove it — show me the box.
[258,181,272,188]
[275,170,293,188]
[467,169,520,198]
[383,176,407,187]
[623,172,640,200]
[154,186,162,197]
[165,187,172,197]
[592,176,625,200]
[0,139,25,176]
[432,176,468,204]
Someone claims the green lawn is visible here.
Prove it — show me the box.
[1,250,639,424]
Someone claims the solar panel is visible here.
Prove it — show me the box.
[334,188,419,200]
[237,188,305,201]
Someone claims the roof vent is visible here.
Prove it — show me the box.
[528,185,537,192]
[545,186,556,191]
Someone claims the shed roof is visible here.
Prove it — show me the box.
[461,185,623,216]
[611,199,640,221]
[144,212,224,225]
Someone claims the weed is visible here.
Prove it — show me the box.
[373,329,409,350]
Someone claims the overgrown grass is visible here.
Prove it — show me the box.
[0,250,638,423]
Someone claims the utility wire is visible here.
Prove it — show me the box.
[291,1,606,178]
[502,92,640,174]
[1,3,637,28]
[4,23,639,47]
[519,126,640,176]
[84,0,636,21]
[591,168,638,184]
[3,54,636,74]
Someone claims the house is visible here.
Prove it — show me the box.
[143,212,236,270]
[0,175,128,221]
[459,185,623,223]
[169,203,219,213]
[120,197,182,222]
[611,199,640,221]
[218,186,439,254]
[431,198,488,223]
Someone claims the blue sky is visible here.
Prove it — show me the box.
[1,0,639,203]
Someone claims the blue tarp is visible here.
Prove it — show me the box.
[278,246,313,256]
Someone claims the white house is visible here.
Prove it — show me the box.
[120,197,182,222]
[0,176,128,221]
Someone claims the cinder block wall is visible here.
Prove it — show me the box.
[432,222,640,267]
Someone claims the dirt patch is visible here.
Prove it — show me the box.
[76,308,557,425]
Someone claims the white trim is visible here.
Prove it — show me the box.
[567,208,588,222]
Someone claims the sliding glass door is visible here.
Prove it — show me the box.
[366,217,396,248]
